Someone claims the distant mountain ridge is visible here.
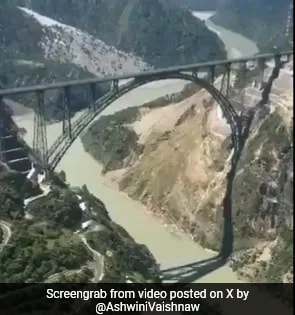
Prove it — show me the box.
[7,0,226,67]
[0,0,226,120]
[212,0,293,51]
[0,4,148,120]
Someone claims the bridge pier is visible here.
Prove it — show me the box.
[257,58,266,89]
[62,86,72,138]
[0,50,292,174]
[112,79,119,94]
[225,63,232,98]
[210,65,215,84]
[33,90,49,169]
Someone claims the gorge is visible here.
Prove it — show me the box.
[0,2,293,285]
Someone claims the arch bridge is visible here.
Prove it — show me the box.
[0,51,293,175]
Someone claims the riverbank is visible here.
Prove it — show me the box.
[191,11,259,58]
[10,11,262,283]
[16,81,242,282]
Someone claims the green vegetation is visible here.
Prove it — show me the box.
[82,83,201,173]
[27,188,83,230]
[12,0,226,67]
[0,221,92,283]
[82,113,142,174]
[230,109,293,282]
[82,80,293,283]
[0,153,159,283]
[86,225,160,282]
[0,169,41,219]
[266,229,293,282]
[233,112,292,245]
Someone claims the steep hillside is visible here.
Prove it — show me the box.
[168,0,218,11]
[0,4,148,120]
[81,83,201,174]
[0,59,100,121]
[0,158,159,283]
[212,0,293,51]
[11,0,226,67]
[0,100,160,283]
[81,61,293,283]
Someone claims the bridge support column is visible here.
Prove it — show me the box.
[219,71,226,95]
[89,83,96,110]
[192,69,198,79]
[257,58,266,89]
[112,79,119,94]
[62,87,72,139]
[33,90,48,169]
[225,63,231,98]
[210,66,215,85]
[0,96,5,163]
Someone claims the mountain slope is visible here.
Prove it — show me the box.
[13,0,226,67]
[0,4,148,120]
[212,0,293,51]
[0,107,160,283]
[81,60,293,282]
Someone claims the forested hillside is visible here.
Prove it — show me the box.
[8,0,226,67]
[0,106,160,283]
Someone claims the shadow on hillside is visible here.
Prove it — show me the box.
[157,56,287,292]
[160,169,236,284]
[159,123,245,284]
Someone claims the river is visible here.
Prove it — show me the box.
[191,11,259,58]
[16,12,259,283]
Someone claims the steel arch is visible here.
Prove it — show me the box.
[48,73,242,171]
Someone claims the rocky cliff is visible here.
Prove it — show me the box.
[81,61,293,283]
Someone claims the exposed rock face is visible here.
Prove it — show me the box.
[81,61,293,282]
[0,4,148,120]
[119,95,231,250]
[0,1,226,121]
[7,0,226,68]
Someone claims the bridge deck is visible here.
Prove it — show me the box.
[0,51,292,97]
[7,157,30,164]
[0,148,24,154]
